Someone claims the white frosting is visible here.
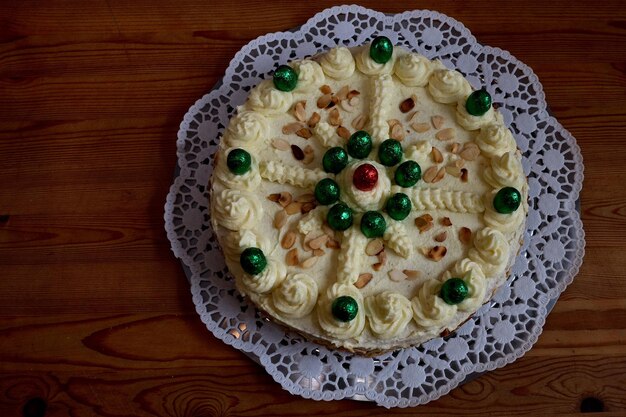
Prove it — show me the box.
[259,160,328,188]
[338,161,391,211]
[247,79,293,115]
[369,74,394,144]
[336,227,368,285]
[292,59,325,93]
[319,47,355,80]
[428,68,472,104]
[468,227,510,276]
[396,186,485,213]
[382,217,411,258]
[483,151,525,189]
[483,189,526,232]
[241,257,287,294]
[214,149,261,191]
[314,122,343,148]
[222,229,269,263]
[317,283,366,340]
[394,53,432,86]
[412,280,456,328]
[365,291,413,339]
[456,100,496,131]
[476,120,518,158]
[405,141,431,165]
[272,273,318,318]
[212,189,262,231]
[443,259,487,312]
[298,206,327,235]
[355,46,395,75]
[223,110,269,152]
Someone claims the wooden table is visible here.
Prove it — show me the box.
[1,1,625,415]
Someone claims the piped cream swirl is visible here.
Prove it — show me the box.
[241,257,286,294]
[476,121,517,158]
[317,283,365,340]
[468,227,510,276]
[319,47,355,80]
[338,161,391,211]
[355,46,395,75]
[483,189,526,232]
[394,53,432,86]
[214,149,261,191]
[212,189,262,231]
[292,60,325,93]
[247,79,293,115]
[483,151,525,189]
[223,110,269,152]
[456,100,496,131]
[272,273,318,318]
[222,229,269,263]
[365,291,413,339]
[428,68,472,104]
[411,280,456,328]
[442,259,487,312]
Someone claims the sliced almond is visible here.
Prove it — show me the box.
[427,246,447,261]
[461,168,469,182]
[434,231,447,242]
[431,115,445,129]
[326,239,340,249]
[390,123,405,141]
[446,165,462,177]
[387,119,401,128]
[377,250,387,265]
[336,85,349,101]
[415,214,434,233]
[365,238,384,256]
[327,96,339,109]
[296,128,312,139]
[460,146,480,161]
[419,247,430,256]
[459,227,472,245]
[300,202,316,214]
[295,193,315,203]
[411,122,431,133]
[354,273,373,289]
[285,202,302,215]
[372,262,383,271]
[347,89,360,99]
[281,231,297,249]
[320,85,332,94]
[302,145,314,164]
[308,234,328,250]
[291,144,304,161]
[274,210,287,229]
[423,166,438,183]
[432,167,446,183]
[328,108,342,126]
[455,159,465,168]
[406,110,419,123]
[267,193,281,203]
[450,142,461,154]
[278,191,292,207]
[403,269,421,280]
[294,101,307,122]
[283,122,305,135]
[388,269,407,282]
[317,94,332,109]
[271,138,290,151]
[337,126,350,140]
[431,147,443,163]
[308,111,321,128]
[399,97,415,113]
[351,114,368,130]
[300,256,318,269]
[313,248,325,257]
[441,217,452,226]
[436,128,456,141]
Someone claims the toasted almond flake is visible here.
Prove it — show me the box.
[281,231,296,249]
[446,165,461,177]
[295,193,315,203]
[291,144,304,160]
[347,89,360,99]
[459,227,472,245]
[441,217,452,226]
[434,231,447,242]
[308,234,328,250]
[461,168,469,182]
[427,246,447,261]
[450,142,460,154]
[354,273,373,289]
[317,94,332,109]
[313,248,325,257]
[308,111,321,128]
[419,247,430,256]
[431,147,443,163]
[278,191,292,207]
[296,128,312,139]
[464,141,479,150]
[274,210,287,229]
[302,144,314,164]
[283,122,305,135]
[285,202,302,215]
[390,123,405,141]
[267,193,281,202]
[337,125,350,140]
[403,269,421,280]
[320,85,332,94]
[336,85,349,101]
[377,250,387,265]
[294,101,307,122]
[300,256,318,269]
[432,167,446,183]
[286,248,299,266]
[423,166,438,183]
[300,202,316,214]
[372,262,383,271]
[388,269,407,282]
[326,239,340,249]
[327,96,338,108]
[271,138,290,151]
[406,110,419,123]
[431,115,445,129]
[399,97,415,113]
[455,159,465,168]
[351,114,368,130]
[415,214,434,233]
[436,128,456,141]
[460,146,480,161]
[387,119,401,128]
[411,122,431,133]
[365,238,384,256]
[328,108,342,126]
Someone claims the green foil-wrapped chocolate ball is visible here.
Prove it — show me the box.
[440,278,469,305]
[370,36,393,64]
[272,65,298,92]
[314,178,340,205]
[493,187,522,214]
[385,193,412,221]
[347,131,372,159]
[327,202,353,231]
[240,247,267,275]
[360,211,387,238]
[465,89,492,116]
[378,139,403,167]
[395,160,421,187]
[332,295,358,322]
[226,148,252,175]
[323,147,349,174]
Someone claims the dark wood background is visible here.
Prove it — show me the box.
[1,1,625,415]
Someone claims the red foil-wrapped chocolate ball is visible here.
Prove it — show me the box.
[353,163,378,191]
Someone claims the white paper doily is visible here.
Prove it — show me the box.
[164,5,585,407]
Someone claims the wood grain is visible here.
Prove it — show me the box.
[1,0,625,415]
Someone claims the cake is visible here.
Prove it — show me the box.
[209,37,528,354]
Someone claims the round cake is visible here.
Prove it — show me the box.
[209,37,528,354]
